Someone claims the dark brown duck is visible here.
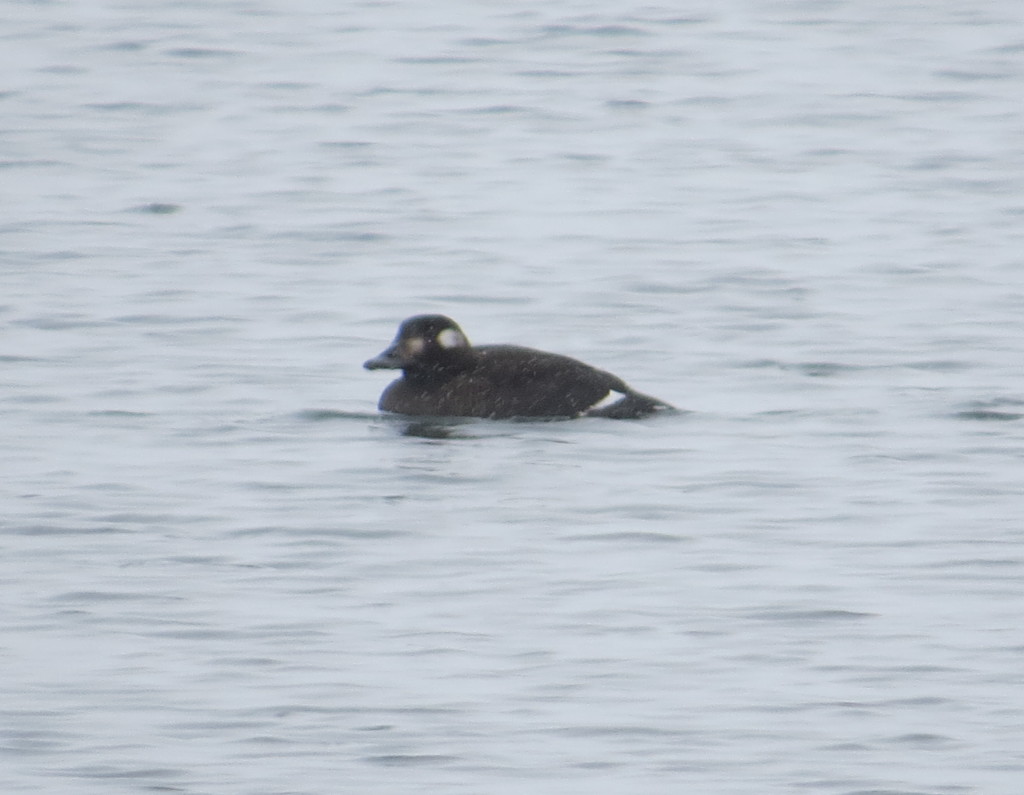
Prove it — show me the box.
[364,315,674,420]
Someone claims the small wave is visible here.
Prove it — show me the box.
[954,409,1022,421]
[953,398,1024,421]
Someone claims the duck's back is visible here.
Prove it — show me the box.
[379,345,626,419]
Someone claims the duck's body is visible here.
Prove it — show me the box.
[364,315,673,420]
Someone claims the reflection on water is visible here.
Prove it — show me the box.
[399,419,473,439]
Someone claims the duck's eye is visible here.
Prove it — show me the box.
[437,328,467,349]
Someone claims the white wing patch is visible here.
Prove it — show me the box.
[590,390,624,411]
[437,328,468,349]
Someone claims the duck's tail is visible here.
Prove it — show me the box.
[586,390,677,420]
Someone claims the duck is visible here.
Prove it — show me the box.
[364,314,674,420]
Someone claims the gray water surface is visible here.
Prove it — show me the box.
[4,2,1024,793]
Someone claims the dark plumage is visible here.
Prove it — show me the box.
[364,315,673,420]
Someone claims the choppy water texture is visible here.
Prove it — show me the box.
[4,1,1024,793]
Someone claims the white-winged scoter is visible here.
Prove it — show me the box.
[364,315,674,420]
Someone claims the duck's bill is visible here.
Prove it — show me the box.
[363,346,402,370]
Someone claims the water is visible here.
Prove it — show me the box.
[4,1,1024,793]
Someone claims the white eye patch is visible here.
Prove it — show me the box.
[404,337,426,355]
[437,328,467,349]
